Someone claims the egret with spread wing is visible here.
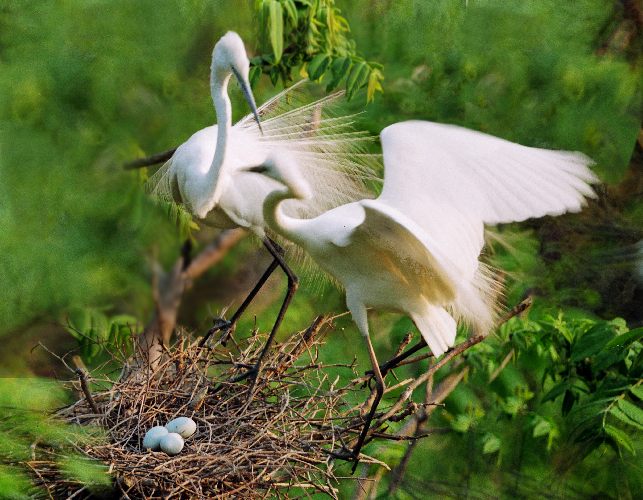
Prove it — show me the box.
[145,32,378,381]
[249,120,598,468]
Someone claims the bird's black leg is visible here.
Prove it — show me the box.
[199,256,280,347]
[231,237,299,391]
[180,239,193,271]
[350,326,385,474]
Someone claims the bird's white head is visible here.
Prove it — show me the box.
[212,31,262,130]
[212,32,249,82]
[246,154,313,201]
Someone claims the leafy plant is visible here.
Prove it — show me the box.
[442,310,641,471]
[253,0,383,101]
[0,379,109,497]
[65,308,140,364]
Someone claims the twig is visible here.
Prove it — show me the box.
[75,369,100,415]
[123,148,176,170]
[489,349,515,383]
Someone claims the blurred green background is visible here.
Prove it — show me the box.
[0,0,641,497]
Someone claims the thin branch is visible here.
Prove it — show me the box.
[184,229,247,281]
[75,369,100,415]
[123,148,176,170]
[489,349,515,383]
[375,297,531,429]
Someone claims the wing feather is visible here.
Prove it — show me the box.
[379,121,597,227]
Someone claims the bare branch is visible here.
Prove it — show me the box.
[75,368,99,415]
[123,148,176,170]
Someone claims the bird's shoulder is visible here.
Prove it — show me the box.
[301,202,365,248]
[172,125,219,170]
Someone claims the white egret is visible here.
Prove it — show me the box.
[145,32,378,379]
[247,120,598,466]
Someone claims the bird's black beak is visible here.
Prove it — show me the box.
[232,66,263,135]
[245,165,268,174]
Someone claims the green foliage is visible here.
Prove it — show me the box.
[1,0,641,497]
[65,308,140,363]
[253,0,383,101]
[60,456,111,490]
[341,0,640,182]
[0,379,109,496]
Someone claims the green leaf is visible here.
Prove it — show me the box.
[249,65,262,88]
[610,405,643,431]
[268,0,284,63]
[571,324,614,362]
[542,381,569,403]
[532,417,552,438]
[346,60,369,100]
[605,327,643,349]
[269,66,280,86]
[326,56,351,92]
[604,424,635,455]
[617,399,643,427]
[366,67,383,102]
[502,396,524,416]
[630,385,643,400]
[562,389,576,416]
[66,308,90,340]
[282,0,297,24]
[481,433,501,454]
[451,414,472,433]
[307,53,330,80]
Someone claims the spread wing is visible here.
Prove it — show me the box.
[377,120,598,277]
[379,121,597,225]
[374,120,598,328]
[347,199,461,304]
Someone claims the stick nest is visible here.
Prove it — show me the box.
[34,316,386,499]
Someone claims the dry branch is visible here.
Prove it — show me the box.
[30,318,426,498]
[136,228,246,371]
[28,294,532,498]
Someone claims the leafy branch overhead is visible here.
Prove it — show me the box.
[253,0,384,101]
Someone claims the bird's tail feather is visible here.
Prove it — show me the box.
[411,304,457,357]
[452,261,502,336]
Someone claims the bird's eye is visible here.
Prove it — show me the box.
[247,165,268,174]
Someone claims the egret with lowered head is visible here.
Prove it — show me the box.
[146,32,377,382]
[247,120,598,468]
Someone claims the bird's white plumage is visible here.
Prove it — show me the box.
[147,69,380,237]
[258,121,597,356]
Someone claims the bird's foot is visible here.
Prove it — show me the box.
[364,361,393,382]
[363,362,394,390]
[209,318,235,345]
[329,447,361,472]
[230,364,259,384]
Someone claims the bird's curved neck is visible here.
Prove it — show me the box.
[207,69,232,203]
[263,187,307,247]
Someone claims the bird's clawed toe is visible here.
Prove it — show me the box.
[329,446,358,461]
[230,364,259,384]
[206,318,235,346]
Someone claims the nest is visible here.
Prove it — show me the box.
[31,315,391,499]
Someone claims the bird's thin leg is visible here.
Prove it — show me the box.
[344,301,385,473]
[180,239,193,271]
[199,256,279,347]
[231,237,299,389]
